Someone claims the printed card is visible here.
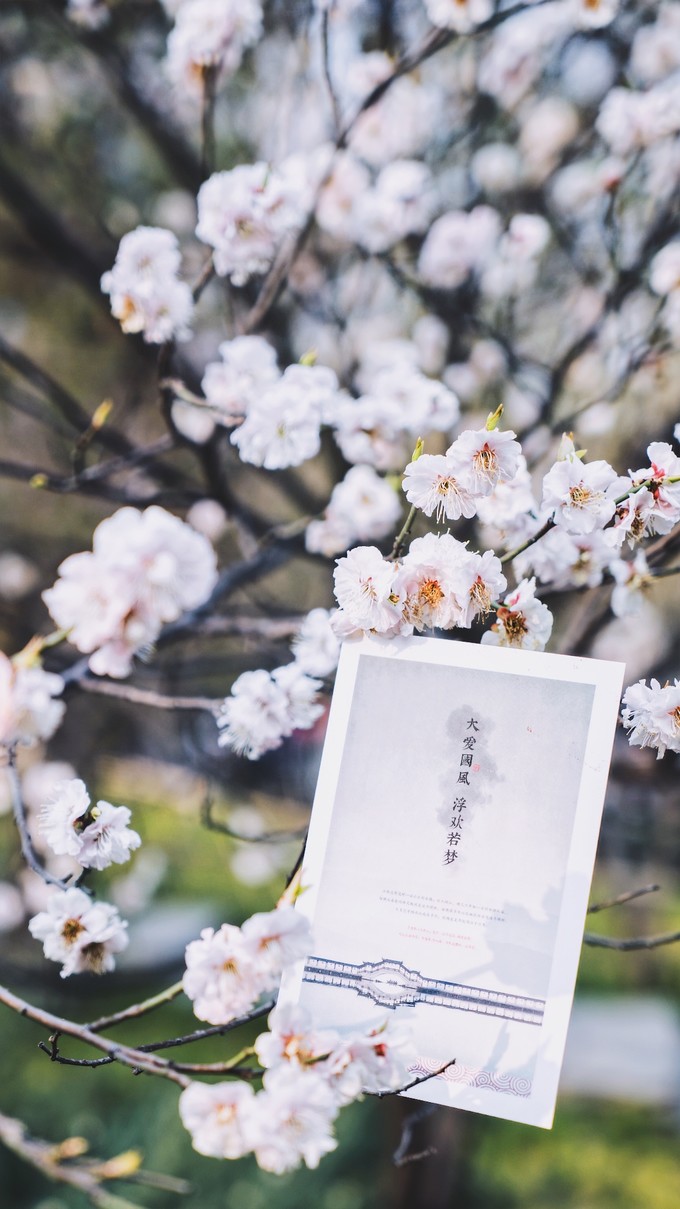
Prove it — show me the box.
[279,634,625,1128]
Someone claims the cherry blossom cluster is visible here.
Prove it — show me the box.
[0,651,64,749]
[216,662,324,760]
[101,227,194,345]
[28,887,128,978]
[43,506,218,679]
[180,1004,414,1171]
[164,0,264,97]
[183,905,311,1024]
[196,163,305,285]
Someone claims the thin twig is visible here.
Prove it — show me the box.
[85,981,185,1034]
[76,679,221,713]
[587,884,660,914]
[372,1059,456,1099]
[0,1111,140,1209]
[0,983,190,1087]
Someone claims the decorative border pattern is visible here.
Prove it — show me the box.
[409,1057,532,1098]
[302,955,545,1026]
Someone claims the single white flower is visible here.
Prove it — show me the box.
[447,428,522,496]
[201,335,280,423]
[240,906,312,987]
[423,0,493,34]
[179,1081,255,1159]
[542,457,621,534]
[183,924,263,1024]
[333,546,402,633]
[402,453,478,523]
[454,549,507,628]
[292,608,341,678]
[165,0,263,97]
[610,551,652,618]
[196,163,303,285]
[396,532,469,631]
[254,1004,339,1070]
[249,1065,338,1173]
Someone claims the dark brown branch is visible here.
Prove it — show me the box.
[373,1059,457,1099]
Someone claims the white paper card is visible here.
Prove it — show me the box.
[279,635,625,1128]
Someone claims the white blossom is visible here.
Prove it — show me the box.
[196,163,303,285]
[248,1065,338,1173]
[446,428,522,496]
[231,364,339,470]
[354,161,436,254]
[570,0,618,30]
[165,0,263,97]
[402,452,478,523]
[481,578,553,650]
[307,465,402,557]
[621,678,680,759]
[254,1003,339,1071]
[179,1081,255,1159]
[28,888,128,977]
[454,549,507,628]
[395,532,470,631]
[43,506,218,679]
[183,924,264,1024]
[201,336,280,424]
[418,207,501,290]
[39,778,141,871]
[292,609,341,678]
[423,0,493,33]
[66,0,109,27]
[240,905,312,987]
[0,654,64,748]
[542,456,621,534]
[333,546,402,634]
[610,551,652,618]
[100,227,194,343]
[216,665,323,760]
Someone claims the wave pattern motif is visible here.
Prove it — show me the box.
[410,1057,532,1098]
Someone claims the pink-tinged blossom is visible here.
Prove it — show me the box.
[333,546,402,633]
[332,395,412,472]
[423,0,493,33]
[481,578,553,651]
[475,455,539,546]
[249,1065,338,1173]
[201,336,280,423]
[43,506,218,679]
[418,207,501,290]
[0,654,64,748]
[254,1004,339,1071]
[183,924,263,1024]
[541,457,621,534]
[100,227,194,344]
[621,678,680,759]
[216,665,323,760]
[179,1081,255,1159]
[292,609,341,678]
[629,442,680,534]
[395,532,469,631]
[455,549,507,629]
[347,60,440,167]
[165,0,263,97]
[316,152,372,243]
[610,485,656,547]
[446,428,522,496]
[402,453,478,523]
[323,1018,416,1101]
[28,888,128,977]
[196,164,303,285]
[39,778,141,871]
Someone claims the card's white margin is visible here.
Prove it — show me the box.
[279,634,625,1129]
